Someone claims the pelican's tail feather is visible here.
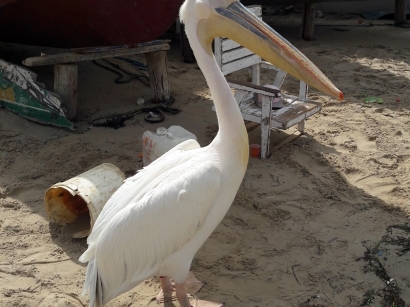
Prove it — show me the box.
[82,257,103,307]
[79,244,95,263]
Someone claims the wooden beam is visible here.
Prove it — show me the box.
[301,3,316,41]
[23,42,170,67]
[260,95,272,158]
[395,0,407,26]
[54,64,78,120]
[227,79,280,96]
[145,51,171,103]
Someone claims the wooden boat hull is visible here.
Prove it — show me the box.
[0,0,182,48]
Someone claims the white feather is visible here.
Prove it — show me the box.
[79,137,247,305]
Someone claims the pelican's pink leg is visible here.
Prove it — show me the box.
[175,282,191,307]
[156,276,175,303]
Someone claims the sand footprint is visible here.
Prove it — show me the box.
[1,272,37,302]
[333,134,354,153]
[354,133,377,152]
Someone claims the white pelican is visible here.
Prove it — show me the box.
[79,0,343,306]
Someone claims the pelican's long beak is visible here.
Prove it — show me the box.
[199,1,343,100]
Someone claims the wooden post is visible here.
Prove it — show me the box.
[301,3,316,41]
[395,0,407,26]
[145,51,171,103]
[298,81,308,132]
[252,64,260,103]
[260,95,272,159]
[23,41,170,67]
[54,64,78,120]
[252,64,260,85]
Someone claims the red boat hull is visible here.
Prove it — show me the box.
[0,0,182,48]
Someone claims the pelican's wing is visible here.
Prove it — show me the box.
[81,160,221,303]
[129,138,201,182]
[87,139,201,243]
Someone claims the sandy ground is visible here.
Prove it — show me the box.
[1,9,410,307]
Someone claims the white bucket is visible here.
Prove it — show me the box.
[142,125,197,166]
[44,163,125,238]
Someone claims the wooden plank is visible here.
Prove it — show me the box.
[273,70,287,88]
[222,54,261,74]
[23,42,170,67]
[243,92,254,103]
[299,81,308,99]
[145,51,171,103]
[259,62,288,88]
[221,39,242,52]
[222,47,254,64]
[395,0,407,26]
[54,64,78,120]
[271,101,321,129]
[228,79,280,96]
[252,64,260,85]
[235,95,321,131]
[298,120,305,132]
[234,89,248,106]
[242,112,261,123]
[301,3,316,41]
[0,59,73,129]
[297,81,308,133]
[240,99,259,115]
[238,99,262,123]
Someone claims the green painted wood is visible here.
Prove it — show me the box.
[0,62,73,129]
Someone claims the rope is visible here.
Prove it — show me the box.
[117,57,148,71]
[89,97,179,129]
[92,59,150,86]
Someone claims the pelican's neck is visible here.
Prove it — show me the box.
[186,24,249,162]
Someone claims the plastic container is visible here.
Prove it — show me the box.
[44,163,126,238]
[142,125,197,166]
[250,144,261,158]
